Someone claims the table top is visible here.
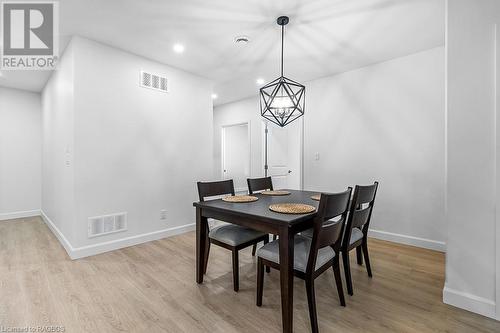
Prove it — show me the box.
[193,189,321,226]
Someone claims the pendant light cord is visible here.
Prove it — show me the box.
[281,24,284,77]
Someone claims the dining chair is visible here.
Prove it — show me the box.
[341,182,379,296]
[247,176,273,194]
[247,176,277,250]
[197,179,270,292]
[256,188,352,333]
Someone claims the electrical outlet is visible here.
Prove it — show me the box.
[160,209,167,220]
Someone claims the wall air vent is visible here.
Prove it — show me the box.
[88,212,127,238]
[140,71,168,93]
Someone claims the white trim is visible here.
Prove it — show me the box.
[368,229,446,252]
[69,223,195,259]
[40,210,74,257]
[443,285,497,320]
[0,209,40,221]
[494,23,500,320]
[41,210,195,260]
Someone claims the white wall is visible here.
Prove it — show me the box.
[214,47,445,251]
[0,87,41,220]
[41,36,213,257]
[41,39,76,246]
[444,0,500,320]
[305,47,445,250]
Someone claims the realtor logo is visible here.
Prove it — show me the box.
[1,1,58,70]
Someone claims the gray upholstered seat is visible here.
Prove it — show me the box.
[301,226,364,245]
[299,228,314,238]
[209,224,268,247]
[350,227,363,244]
[257,235,335,273]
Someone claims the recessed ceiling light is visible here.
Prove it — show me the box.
[211,93,218,99]
[173,43,185,53]
[256,78,265,85]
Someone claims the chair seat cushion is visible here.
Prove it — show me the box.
[350,227,363,244]
[300,228,313,238]
[209,224,267,247]
[257,235,335,273]
[301,227,364,245]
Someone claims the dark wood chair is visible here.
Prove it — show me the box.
[256,188,352,333]
[197,180,270,292]
[247,176,277,249]
[341,182,379,296]
[247,176,273,194]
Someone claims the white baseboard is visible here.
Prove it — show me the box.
[40,210,75,256]
[69,223,195,259]
[41,210,195,260]
[0,209,41,221]
[443,285,497,320]
[368,229,446,252]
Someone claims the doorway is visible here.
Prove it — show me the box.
[262,119,303,190]
[221,122,250,192]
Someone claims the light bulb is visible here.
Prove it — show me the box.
[271,96,293,117]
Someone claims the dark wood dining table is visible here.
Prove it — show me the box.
[193,189,320,333]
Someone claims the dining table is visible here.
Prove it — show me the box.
[193,189,321,333]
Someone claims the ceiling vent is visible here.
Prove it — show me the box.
[88,212,127,238]
[140,71,168,93]
[234,35,250,44]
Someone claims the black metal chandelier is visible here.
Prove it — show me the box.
[260,16,305,127]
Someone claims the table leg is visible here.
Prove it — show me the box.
[279,226,294,333]
[196,207,208,284]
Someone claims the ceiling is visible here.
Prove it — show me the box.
[0,0,444,105]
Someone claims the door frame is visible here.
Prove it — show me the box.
[261,119,304,190]
[221,121,252,193]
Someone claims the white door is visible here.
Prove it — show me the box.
[222,123,250,192]
[265,119,302,190]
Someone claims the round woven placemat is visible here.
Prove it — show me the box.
[261,190,291,196]
[222,195,258,203]
[311,194,321,201]
[269,203,316,214]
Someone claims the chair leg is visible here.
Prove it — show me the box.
[305,278,319,333]
[232,250,239,292]
[252,244,257,256]
[256,258,264,306]
[342,251,354,296]
[362,241,372,278]
[203,241,210,274]
[333,259,346,306]
[262,237,271,273]
[356,246,363,265]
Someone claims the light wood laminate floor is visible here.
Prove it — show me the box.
[1,216,499,332]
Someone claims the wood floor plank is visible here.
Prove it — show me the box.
[0,216,499,332]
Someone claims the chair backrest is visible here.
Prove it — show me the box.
[197,180,235,202]
[342,182,379,249]
[306,188,352,273]
[247,177,273,194]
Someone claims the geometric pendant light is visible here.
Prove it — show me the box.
[259,16,305,127]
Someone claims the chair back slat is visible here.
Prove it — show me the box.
[355,184,378,205]
[306,188,352,273]
[247,177,273,194]
[342,182,379,249]
[318,217,346,249]
[197,180,235,201]
[351,206,371,229]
